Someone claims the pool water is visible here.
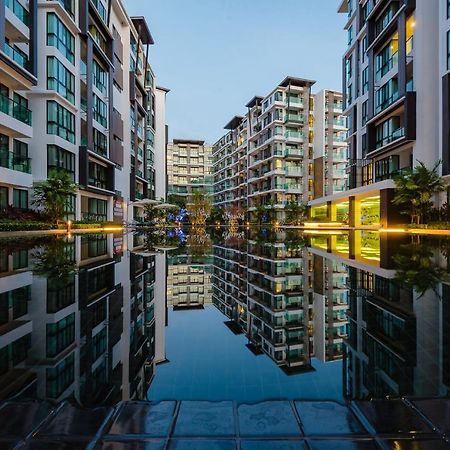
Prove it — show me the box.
[0,229,449,408]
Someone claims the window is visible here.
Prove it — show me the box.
[47,56,75,104]
[57,0,75,19]
[0,187,7,210]
[13,189,27,209]
[92,328,107,361]
[93,129,108,156]
[448,0,450,19]
[47,101,75,143]
[375,116,404,148]
[92,0,107,21]
[347,26,353,45]
[93,60,108,95]
[345,56,352,82]
[346,84,353,107]
[46,353,74,398]
[89,25,106,52]
[93,95,107,127]
[87,198,107,221]
[46,313,75,357]
[47,13,75,64]
[362,67,369,94]
[362,133,368,158]
[375,34,399,80]
[362,100,368,126]
[375,2,399,37]
[448,31,450,70]
[362,36,368,63]
[47,145,75,180]
[375,78,399,113]
[88,161,107,189]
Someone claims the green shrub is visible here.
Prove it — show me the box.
[407,222,450,230]
[0,220,56,231]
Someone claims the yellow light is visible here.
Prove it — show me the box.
[304,222,344,228]
[379,228,406,233]
[102,226,124,232]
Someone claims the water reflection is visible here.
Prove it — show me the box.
[0,229,449,405]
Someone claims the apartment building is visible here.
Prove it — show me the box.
[0,0,166,223]
[313,90,348,200]
[309,0,443,227]
[167,139,213,204]
[213,78,316,223]
[0,233,164,403]
[167,249,213,309]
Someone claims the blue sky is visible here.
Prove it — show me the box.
[123,0,347,144]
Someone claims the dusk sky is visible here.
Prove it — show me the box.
[123,0,347,144]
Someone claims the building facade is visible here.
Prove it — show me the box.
[0,0,166,223]
[212,78,348,224]
[166,139,213,204]
[309,0,444,227]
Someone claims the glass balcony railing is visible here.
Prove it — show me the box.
[285,148,304,157]
[5,0,30,26]
[0,147,31,173]
[375,91,399,114]
[285,114,304,123]
[376,127,405,149]
[406,36,414,55]
[331,149,348,160]
[3,42,30,70]
[0,93,32,125]
[285,131,304,140]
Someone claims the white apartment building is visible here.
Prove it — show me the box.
[0,0,167,223]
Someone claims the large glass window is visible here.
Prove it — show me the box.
[93,60,108,95]
[375,78,399,114]
[0,187,8,210]
[47,145,75,180]
[93,95,107,127]
[362,67,368,94]
[46,313,75,357]
[375,2,399,37]
[47,101,75,143]
[375,33,398,80]
[93,129,108,156]
[47,56,75,104]
[47,13,75,64]
[88,161,107,189]
[87,198,107,221]
[13,188,27,209]
[375,116,404,148]
[46,353,74,398]
[89,25,107,52]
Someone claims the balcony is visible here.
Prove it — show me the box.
[285,114,304,124]
[0,148,31,173]
[3,42,30,71]
[375,127,405,150]
[6,0,30,27]
[285,131,304,141]
[285,147,304,158]
[0,93,32,127]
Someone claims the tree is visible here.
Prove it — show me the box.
[285,201,308,226]
[186,191,212,226]
[33,170,76,224]
[392,161,446,225]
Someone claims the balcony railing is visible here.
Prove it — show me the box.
[3,42,30,70]
[5,0,30,26]
[0,148,31,173]
[285,131,304,140]
[0,94,32,125]
[375,127,405,149]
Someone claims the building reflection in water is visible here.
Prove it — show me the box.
[211,227,450,399]
[0,233,166,406]
[1,229,450,405]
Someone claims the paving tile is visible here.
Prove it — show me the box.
[240,440,308,449]
[168,440,236,450]
[411,399,450,433]
[22,441,89,450]
[295,401,366,436]
[107,402,176,437]
[0,402,53,438]
[173,402,234,437]
[356,400,433,435]
[380,439,450,449]
[35,403,112,437]
[308,440,379,450]
[238,401,301,437]
[98,441,166,450]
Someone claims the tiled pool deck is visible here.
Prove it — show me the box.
[0,398,449,449]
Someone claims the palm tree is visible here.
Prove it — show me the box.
[32,170,76,224]
[392,161,446,225]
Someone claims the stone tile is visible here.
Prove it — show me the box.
[23,441,89,450]
[168,441,236,450]
[356,399,432,435]
[238,401,301,437]
[98,441,166,450]
[36,403,112,437]
[308,440,378,450]
[107,402,176,437]
[173,402,234,437]
[412,399,450,433]
[381,439,450,450]
[0,402,53,438]
[240,440,308,449]
[295,401,366,436]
